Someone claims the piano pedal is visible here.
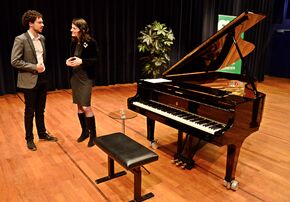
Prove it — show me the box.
[171,159,179,164]
[181,163,187,169]
[175,161,183,166]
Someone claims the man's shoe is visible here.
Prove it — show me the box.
[27,141,37,151]
[39,133,58,142]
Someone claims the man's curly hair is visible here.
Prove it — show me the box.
[22,10,42,29]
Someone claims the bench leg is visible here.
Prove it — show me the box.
[96,156,127,184]
[130,167,154,202]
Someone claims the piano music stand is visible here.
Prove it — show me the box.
[108,109,137,134]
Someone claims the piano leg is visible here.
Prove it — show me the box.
[224,144,241,191]
[147,118,158,148]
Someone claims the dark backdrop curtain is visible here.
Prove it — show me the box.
[0,0,274,95]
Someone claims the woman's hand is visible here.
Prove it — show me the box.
[66,56,82,67]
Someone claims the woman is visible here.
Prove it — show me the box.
[66,18,99,147]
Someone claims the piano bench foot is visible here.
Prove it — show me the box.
[223,179,239,191]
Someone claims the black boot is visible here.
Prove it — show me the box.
[77,113,89,142]
[86,116,97,147]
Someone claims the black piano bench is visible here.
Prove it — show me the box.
[94,132,159,202]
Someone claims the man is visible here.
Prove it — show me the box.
[11,10,57,151]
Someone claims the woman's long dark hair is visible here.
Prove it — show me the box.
[71,18,92,44]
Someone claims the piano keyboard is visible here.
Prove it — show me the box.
[132,101,225,135]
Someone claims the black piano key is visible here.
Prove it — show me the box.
[204,122,219,127]
[180,114,193,119]
[176,112,189,117]
[185,114,197,119]
[196,119,207,124]
[170,111,181,115]
[190,117,203,122]
[210,126,221,130]
[200,121,212,125]
[210,124,224,130]
[200,120,210,124]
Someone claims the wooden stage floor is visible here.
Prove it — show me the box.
[0,75,289,201]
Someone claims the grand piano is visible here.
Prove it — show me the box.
[128,11,266,190]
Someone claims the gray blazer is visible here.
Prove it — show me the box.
[11,32,46,89]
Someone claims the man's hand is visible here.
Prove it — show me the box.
[36,63,45,73]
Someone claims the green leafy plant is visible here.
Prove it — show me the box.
[137,21,175,78]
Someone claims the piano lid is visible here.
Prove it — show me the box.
[163,11,266,78]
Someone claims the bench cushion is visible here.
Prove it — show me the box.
[95,132,158,169]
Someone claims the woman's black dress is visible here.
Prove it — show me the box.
[70,43,93,106]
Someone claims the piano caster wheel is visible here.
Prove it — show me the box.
[150,140,159,149]
[223,180,231,189]
[230,180,239,191]
[223,180,239,191]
